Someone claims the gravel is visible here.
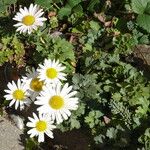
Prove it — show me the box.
[0,116,24,150]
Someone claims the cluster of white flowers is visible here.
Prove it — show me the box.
[4,59,79,142]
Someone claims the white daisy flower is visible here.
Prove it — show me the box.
[13,3,47,34]
[26,112,56,142]
[35,83,79,124]
[22,68,45,101]
[4,79,31,110]
[37,59,66,85]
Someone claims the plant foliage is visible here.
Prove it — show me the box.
[0,0,150,149]
[132,0,150,33]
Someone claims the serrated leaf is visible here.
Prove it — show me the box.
[70,118,80,129]
[72,74,81,85]
[106,128,117,139]
[139,35,149,44]
[137,14,150,33]
[131,0,149,14]
[94,134,105,144]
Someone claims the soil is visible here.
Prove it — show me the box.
[126,45,150,79]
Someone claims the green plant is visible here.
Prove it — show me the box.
[0,35,25,66]
[0,0,16,14]
[0,0,150,149]
[131,0,150,33]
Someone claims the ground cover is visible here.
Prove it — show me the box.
[0,0,150,149]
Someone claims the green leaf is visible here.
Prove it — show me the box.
[68,0,81,8]
[0,0,16,13]
[72,4,83,13]
[94,135,105,144]
[106,127,117,139]
[131,0,149,14]
[52,0,61,3]
[58,7,72,19]
[139,35,149,44]
[89,21,100,31]
[25,138,38,150]
[0,1,6,13]
[35,0,52,8]
[145,1,150,15]
[0,107,3,116]
[4,0,16,4]
[87,0,100,12]
[70,117,81,129]
[137,14,150,33]
[85,110,103,128]
[112,93,122,101]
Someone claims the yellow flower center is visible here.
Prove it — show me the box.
[36,120,47,132]
[22,15,35,26]
[30,77,44,92]
[13,89,25,101]
[49,95,64,110]
[46,68,58,79]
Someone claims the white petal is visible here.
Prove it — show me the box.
[38,133,44,142]
[56,112,63,124]
[26,122,35,128]
[61,110,68,120]
[45,130,54,138]
[65,91,77,99]
[9,99,16,107]
[17,79,21,89]
[28,117,36,123]
[27,128,37,135]
[4,95,13,100]
[30,131,37,138]
[14,23,23,27]
[29,4,34,14]
[19,8,26,15]
[34,10,43,18]
[4,89,11,94]
[63,109,71,116]
[15,101,19,110]
[7,82,14,90]
[36,17,47,22]
[33,113,39,121]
